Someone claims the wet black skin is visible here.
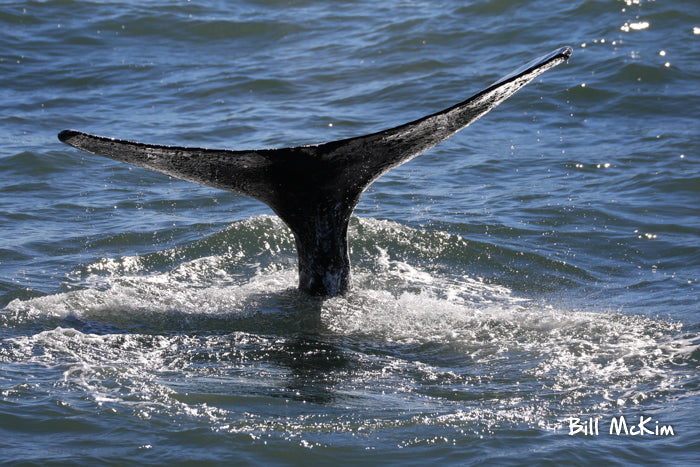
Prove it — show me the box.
[59,47,572,297]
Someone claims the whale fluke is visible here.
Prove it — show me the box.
[59,47,572,297]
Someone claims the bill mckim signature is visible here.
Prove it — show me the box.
[565,415,675,437]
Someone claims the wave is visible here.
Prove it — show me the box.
[3,216,696,432]
[2,215,593,325]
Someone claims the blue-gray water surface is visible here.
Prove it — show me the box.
[1,0,699,465]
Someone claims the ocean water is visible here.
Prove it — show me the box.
[1,0,699,464]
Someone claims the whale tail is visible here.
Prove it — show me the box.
[59,47,572,296]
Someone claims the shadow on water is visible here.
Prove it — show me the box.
[265,335,355,405]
